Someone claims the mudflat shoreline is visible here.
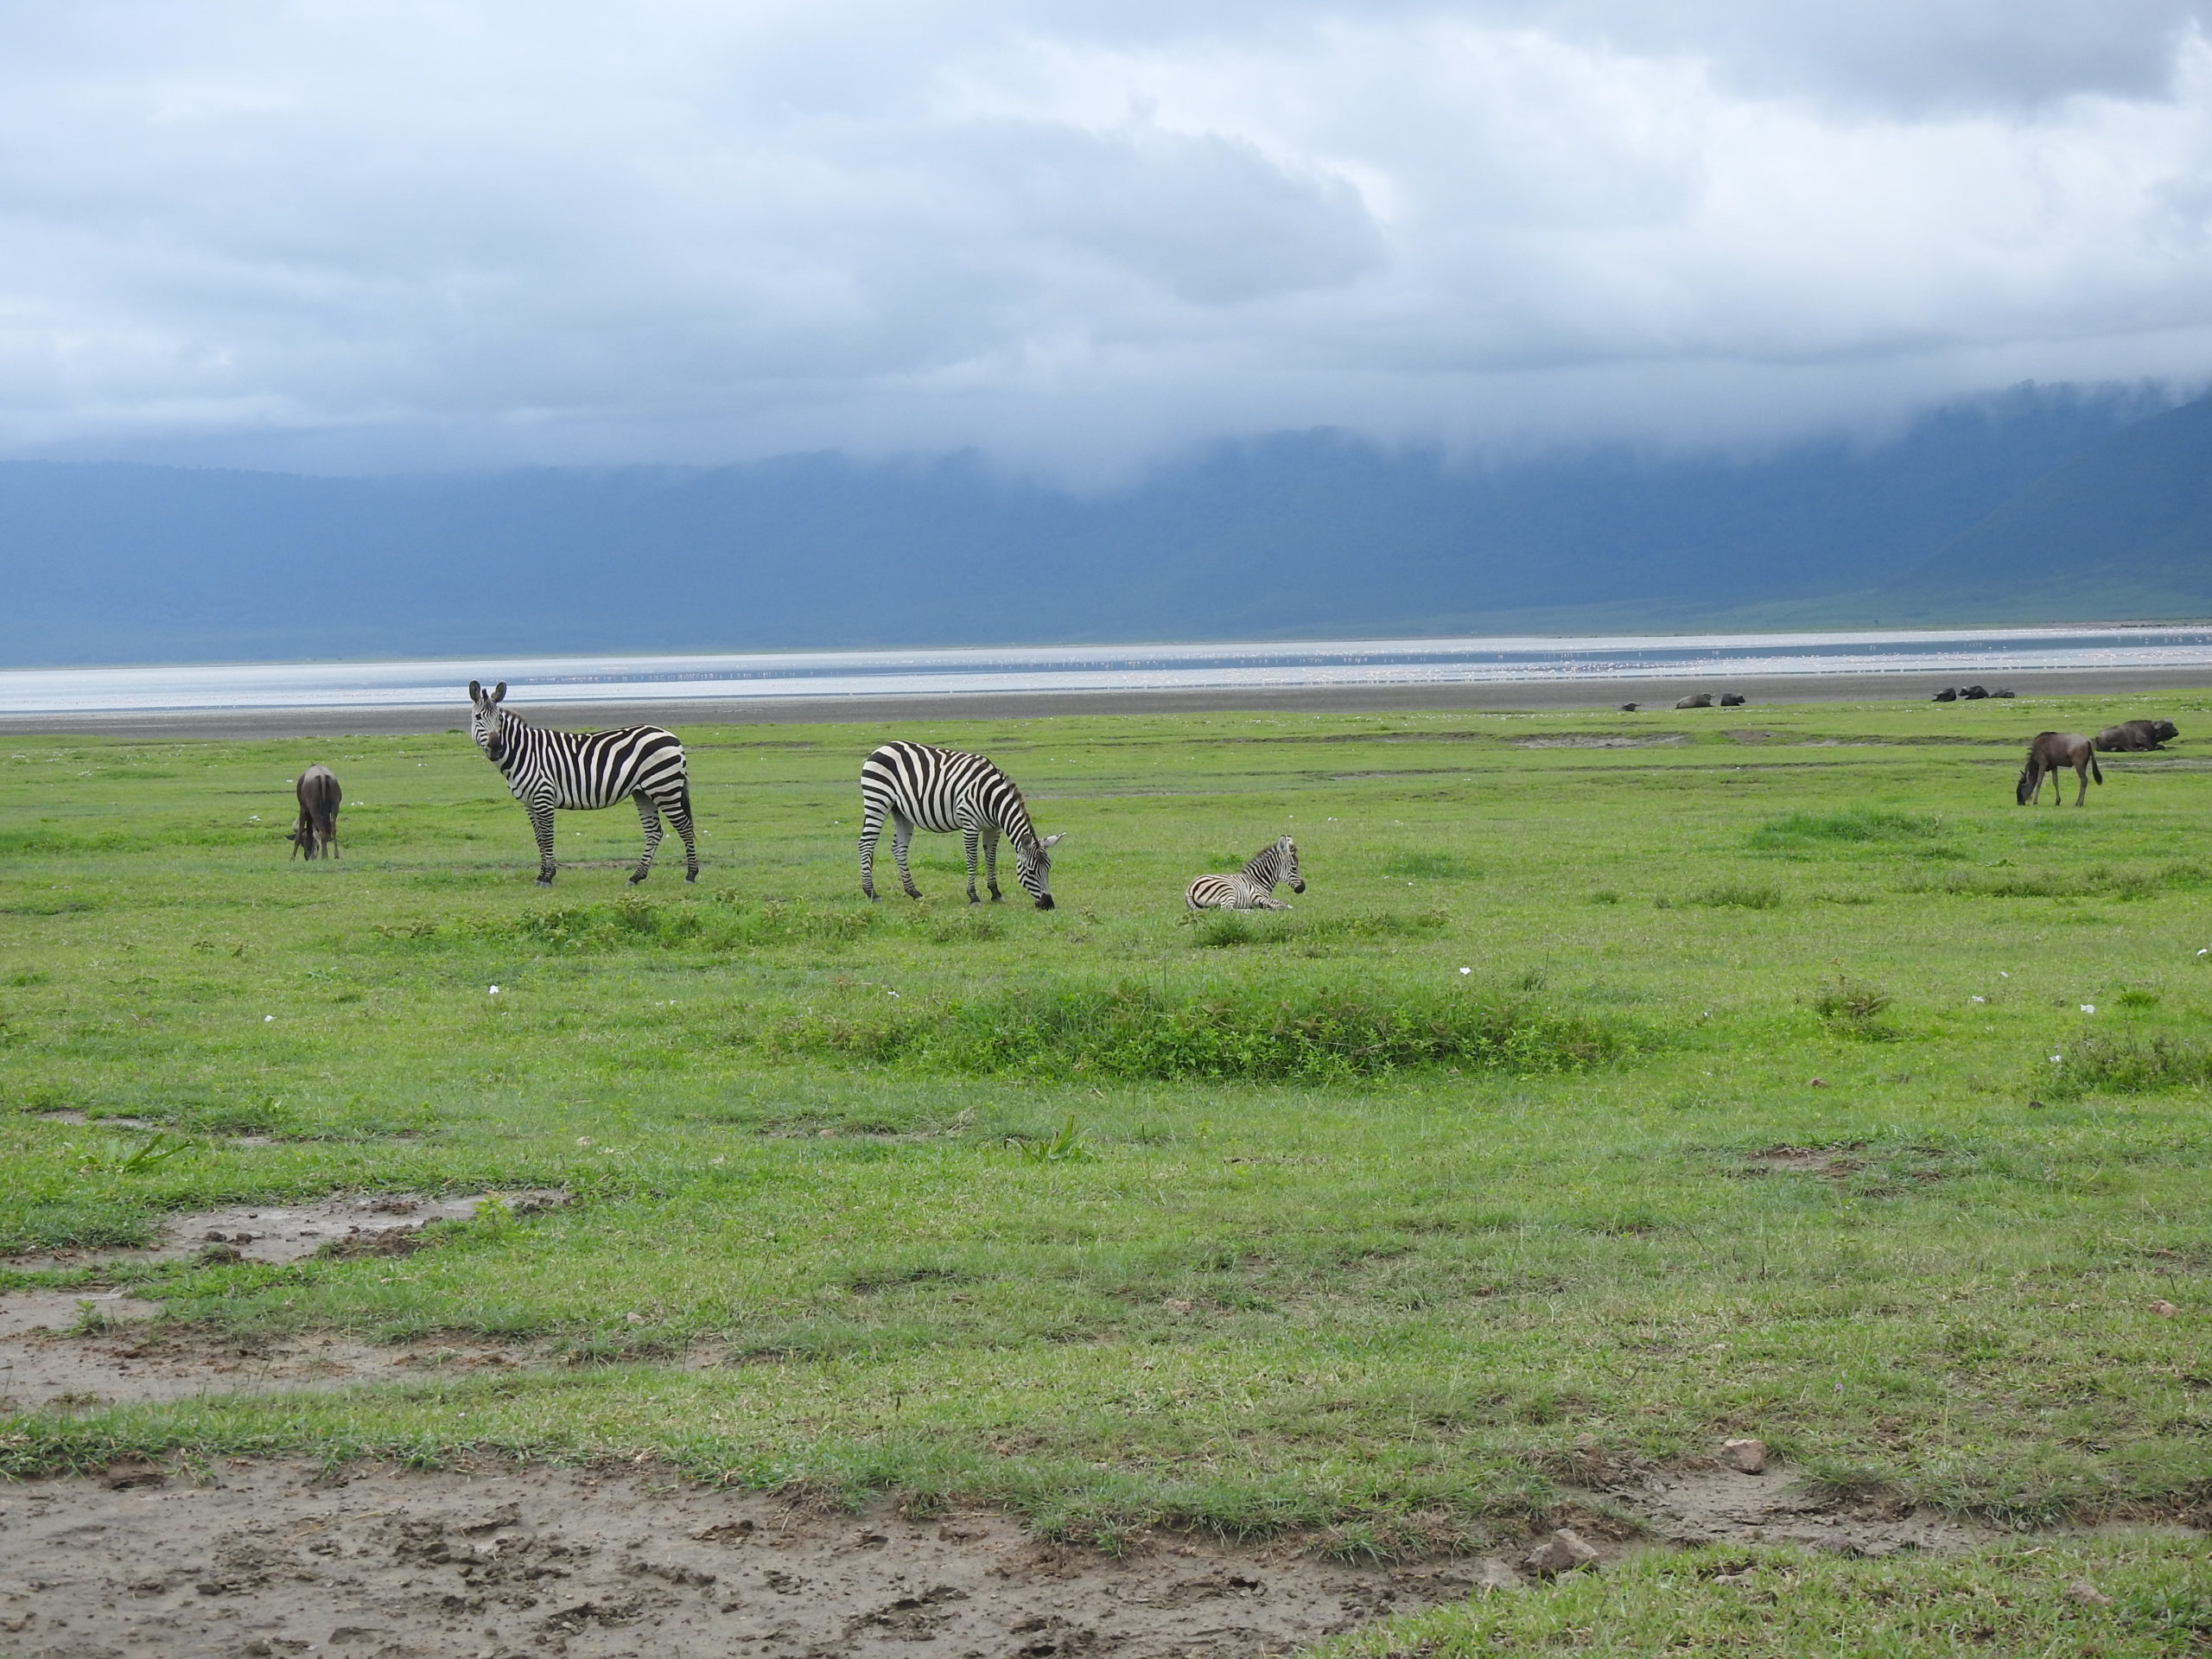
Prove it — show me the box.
[0,664,2204,739]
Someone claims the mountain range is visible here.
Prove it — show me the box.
[1,380,2205,666]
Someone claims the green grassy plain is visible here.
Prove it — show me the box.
[3,693,2209,1638]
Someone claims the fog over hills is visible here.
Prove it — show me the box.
[0,382,2198,667]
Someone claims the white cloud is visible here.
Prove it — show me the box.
[0,1,2209,476]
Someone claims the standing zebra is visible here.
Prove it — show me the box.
[467,680,698,887]
[1185,835,1303,911]
[858,741,1062,907]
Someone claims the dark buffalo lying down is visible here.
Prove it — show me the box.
[1675,693,1713,709]
[289,765,342,860]
[2018,733,2101,806]
[2094,718,2180,752]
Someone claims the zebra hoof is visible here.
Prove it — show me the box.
[536,877,554,888]
[684,872,697,884]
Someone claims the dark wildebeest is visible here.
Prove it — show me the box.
[289,765,342,860]
[1675,693,1713,709]
[1991,688,2017,698]
[1618,702,1640,713]
[1718,692,1745,707]
[1932,687,1958,702]
[2095,718,2181,752]
[2017,733,2101,806]
[1961,684,1990,700]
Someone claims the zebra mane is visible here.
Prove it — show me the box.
[1243,836,1289,880]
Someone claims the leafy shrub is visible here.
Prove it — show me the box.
[755,980,1642,1083]
[1748,808,1944,849]
[2045,1033,2212,1098]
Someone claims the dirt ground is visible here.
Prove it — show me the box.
[1,1192,565,1414]
[0,1461,1488,1659]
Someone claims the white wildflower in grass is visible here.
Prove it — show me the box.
[488,985,499,995]
[576,1136,593,1147]
[1971,995,1986,1003]
[1459,967,1471,976]
[264,1014,275,1022]
[2081,1004,2096,1014]
[2051,1053,2064,1064]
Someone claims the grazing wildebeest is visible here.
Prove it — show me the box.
[2017,732,2101,806]
[1675,693,1713,709]
[2095,718,2182,752]
[289,765,342,861]
[1718,692,1745,707]
[1186,835,1304,912]
[1932,687,1958,702]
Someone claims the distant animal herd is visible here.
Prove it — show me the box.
[274,679,2188,894]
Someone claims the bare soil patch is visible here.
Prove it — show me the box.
[1622,1461,1994,1555]
[0,1300,528,1413]
[1738,1145,1865,1178]
[1511,734,1686,749]
[0,1461,1479,1658]
[8,1190,568,1272]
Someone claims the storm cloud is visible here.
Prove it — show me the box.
[2,1,2210,475]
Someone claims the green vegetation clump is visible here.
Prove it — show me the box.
[757,979,1632,1081]
[1748,805,1945,849]
[1811,976,1900,1040]
[1686,880,1783,910]
[2046,1033,2212,1098]
[477,894,874,951]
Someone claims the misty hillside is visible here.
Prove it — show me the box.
[1875,393,2212,623]
[0,384,2188,666]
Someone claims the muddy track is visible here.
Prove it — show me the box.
[0,1462,1482,1659]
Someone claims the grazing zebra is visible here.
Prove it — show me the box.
[858,741,1062,907]
[467,680,698,887]
[1185,835,1304,911]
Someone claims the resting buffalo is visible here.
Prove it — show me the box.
[1675,693,1714,709]
[1618,702,1640,713]
[1932,687,1958,702]
[289,765,342,860]
[2094,718,2180,752]
[1961,684,1990,700]
[2017,733,2101,807]
[1718,692,1746,707]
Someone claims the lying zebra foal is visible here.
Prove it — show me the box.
[1186,835,1304,910]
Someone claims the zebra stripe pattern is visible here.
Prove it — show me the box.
[1185,835,1303,910]
[858,741,1061,908]
[468,680,698,887]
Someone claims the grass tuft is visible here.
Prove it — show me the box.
[1687,881,1783,910]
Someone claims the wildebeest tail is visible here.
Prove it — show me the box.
[2090,754,2103,785]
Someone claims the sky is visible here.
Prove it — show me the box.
[4,1,2212,480]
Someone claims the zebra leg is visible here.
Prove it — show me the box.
[962,827,982,904]
[671,785,699,882]
[530,801,558,886]
[631,792,664,884]
[858,805,886,899]
[982,827,1003,902]
[892,811,922,899]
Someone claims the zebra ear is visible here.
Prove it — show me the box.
[467,680,482,702]
[492,682,507,703]
[1037,833,1064,849]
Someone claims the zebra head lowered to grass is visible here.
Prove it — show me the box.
[467,680,698,887]
[858,741,1063,908]
[1186,835,1304,911]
